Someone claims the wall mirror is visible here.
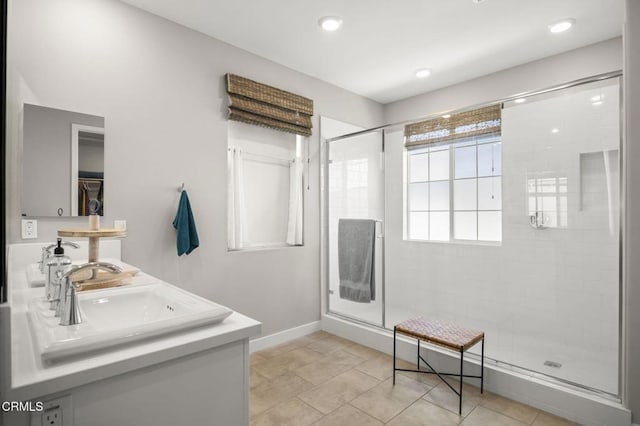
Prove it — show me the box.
[22,104,105,217]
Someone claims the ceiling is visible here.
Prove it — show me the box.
[121,0,623,104]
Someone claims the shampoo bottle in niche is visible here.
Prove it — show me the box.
[47,238,72,313]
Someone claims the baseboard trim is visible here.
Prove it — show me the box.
[321,314,631,426]
[249,321,321,353]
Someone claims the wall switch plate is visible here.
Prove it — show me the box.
[21,219,38,239]
[114,220,127,230]
[30,395,72,426]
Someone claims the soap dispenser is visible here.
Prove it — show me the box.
[47,238,72,312]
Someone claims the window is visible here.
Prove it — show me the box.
[227,121,305,250]
[528,174,567,228]
[405,105,502,243]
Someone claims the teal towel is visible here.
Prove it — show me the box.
[173,190,200,256]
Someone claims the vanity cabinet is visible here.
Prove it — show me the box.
[1,242,260,426]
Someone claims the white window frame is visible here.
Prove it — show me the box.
[405,134,502,243]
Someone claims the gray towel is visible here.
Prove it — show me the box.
[338,218,376,303]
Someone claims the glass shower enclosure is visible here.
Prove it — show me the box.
[325,129,385,327]
[322,74,622,397]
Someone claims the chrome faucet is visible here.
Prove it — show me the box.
[58,262,123,326]
[40,241,80,272]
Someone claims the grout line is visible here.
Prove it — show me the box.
[478,395,540,425]
[529,408,541,425]
[477,405,529,425]
[347,403,385,424]
[292,396,325,420]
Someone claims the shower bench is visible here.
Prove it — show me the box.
[392,317,485,415]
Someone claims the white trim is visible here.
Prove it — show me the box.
[71,124,104,216]
[321,314,632,426]
[249,321,321,353]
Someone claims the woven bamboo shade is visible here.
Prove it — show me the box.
[405,104,501,148]
[226,74,313,136]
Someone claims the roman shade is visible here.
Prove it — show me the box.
[404,104,501,148]
[226,74,314,137]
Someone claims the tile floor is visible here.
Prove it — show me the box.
[250,331,577,426]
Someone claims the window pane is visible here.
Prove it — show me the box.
[478,177,501,210]
[477,134,501,145]
[409,212,428,240]
[430,212,450,241]
[409,153,428,183]
[541,196,556,212]
[477,142,501,176]
[429,181,449,211]
[454,179,477,210]
[408,182,429,211]
[430,149,449,181]
[454,212,477,240]
[478,211,501,241]
[453,137,475,148]
[455,146,476,178]
[543,211,558,228]
[528,196,536,215]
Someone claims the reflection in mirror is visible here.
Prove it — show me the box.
[22,104,105,217]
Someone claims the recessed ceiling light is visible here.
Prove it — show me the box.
[442,114,451,119]
[318,16,343,32]
[548,18,575,34]
[551,128,560,134]
[514,98,527,104]
[415,68,432,78]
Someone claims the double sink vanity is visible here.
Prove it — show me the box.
[2,239,260,426]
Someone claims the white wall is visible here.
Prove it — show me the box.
[6,0,384,337]
[624,0,640,421]
[385,38,622,124]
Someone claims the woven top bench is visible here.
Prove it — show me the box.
[394,317,484,352]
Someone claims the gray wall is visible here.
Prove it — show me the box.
[6,0,384,336]
[624,0,640,421]
[22,104,103,217]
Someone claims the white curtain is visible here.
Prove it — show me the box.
[227,147,246,250]
[286,157,304,245]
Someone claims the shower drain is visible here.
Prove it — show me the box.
[544,360,562,368]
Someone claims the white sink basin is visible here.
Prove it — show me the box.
[28,282,233,363]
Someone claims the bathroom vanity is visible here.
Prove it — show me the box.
[1,241,260,426]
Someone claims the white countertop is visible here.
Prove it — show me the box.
[5,242,261,401]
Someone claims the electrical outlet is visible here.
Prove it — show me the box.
[42,406,62,426]
[21,219,38,239]
[30,395,72,426]
[114,219,127,230]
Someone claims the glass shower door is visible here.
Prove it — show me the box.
[327,130,384,326]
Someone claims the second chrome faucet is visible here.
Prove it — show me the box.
[57,262,123,326]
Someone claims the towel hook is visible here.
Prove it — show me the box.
[178,183,185,193]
